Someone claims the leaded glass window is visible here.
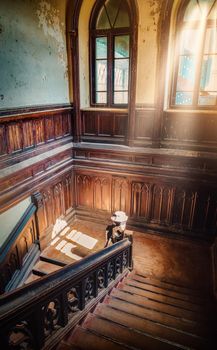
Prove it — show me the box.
[172,0,217,107]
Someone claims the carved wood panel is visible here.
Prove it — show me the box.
[81,110,127,143]
[111,177,130,214]
[162,112,217,151]
[32,171,74,249]
[0,107,73,158]
[75,170,217,237]
[93,177,111,211]
[131,182,152,219]
[76,175,93,208]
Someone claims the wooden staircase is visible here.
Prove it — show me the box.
[57,271,217,350]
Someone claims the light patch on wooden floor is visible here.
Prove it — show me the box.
[50,224,98,261]
[66,230,98,249]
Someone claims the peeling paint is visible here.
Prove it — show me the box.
[36,1,67,73]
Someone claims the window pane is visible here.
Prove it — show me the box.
[177,56,196,91]
[114,91,128,104]
[96,60,107,91]
[96,92,107,104]
[199,0,216,16]
[175,92,193,105]
[114,4,130,28]
[184,0,201,21]
[198,92,217,105]
[200,55,217,91]
[208,1,217,19]
[114,59,129,91]
[96,6,110,29]
[180,29,200,55]
[115,36,129,58]
[105,0,120,27]
[96,37,107,59]
[204,28,217,54]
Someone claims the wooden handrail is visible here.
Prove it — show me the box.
[0,238,132,349]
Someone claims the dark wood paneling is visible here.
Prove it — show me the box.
[33,171,74,250]
[81,110,127,144]
[74,168,217,239]
[162,111,217,151]
[0,147,73,213]
[134,108,154,146]
[0,105,73,169]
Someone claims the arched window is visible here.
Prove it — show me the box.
[171,0,217,108]
[90,0,131,107]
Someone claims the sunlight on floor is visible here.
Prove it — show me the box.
[66,230,98,249]
[50,223,98,261]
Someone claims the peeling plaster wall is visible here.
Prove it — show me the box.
[136,0,161,105]
[0,0,69,109]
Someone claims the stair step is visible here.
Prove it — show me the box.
[41,246,80,265]
[56,341,82,350]
[24,273,41,284]
[104,295,210,337]
[124,277,205,305]
[63,325,130,350]
[83,312,183,349]
[94,303,208,349]
[32,260,62,276]
[117,282,205,312]
[40,255,67,267]
[111,288,207,323]
[129,273,205,297]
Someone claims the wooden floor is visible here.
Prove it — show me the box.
[26,219,213,293]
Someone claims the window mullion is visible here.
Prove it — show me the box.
[108,33,113,106]
[192,23,207,107]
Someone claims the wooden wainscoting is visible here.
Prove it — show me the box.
[0,104,73,169]
[32,171,74,250]
[81,109,128,144]
[74,145,217,239]
[162,110,217,152]
[134,105,154,147]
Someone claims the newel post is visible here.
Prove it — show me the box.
[125,229,133,271]
[31,192,46,251]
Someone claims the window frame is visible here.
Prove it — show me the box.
[89,0,132,108]
[170,0,217,110]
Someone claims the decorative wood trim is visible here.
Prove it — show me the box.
[0,103,73,118]
[0,106,73,170]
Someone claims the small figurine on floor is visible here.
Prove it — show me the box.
[104,211,128,247]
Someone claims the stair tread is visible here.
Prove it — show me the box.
[42,246,79,265]
[94,303,208,349]
[56,341,82,350]
[118,282,207,312]
[24,273,41,284]
[104,295,210,337]
[130,273,206,297]
[64,325,130,350]
[83,312,184,350]
[111,288,208,323]
[33,260,62,275]
[124,277,205,305]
